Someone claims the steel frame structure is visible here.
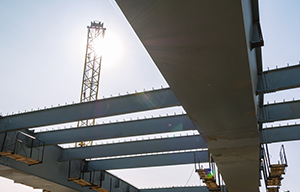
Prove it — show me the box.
[77,21,106,147]
[1,1,300,192]
[78,21,105,126]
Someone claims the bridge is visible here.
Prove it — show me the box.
[0,1,299,192]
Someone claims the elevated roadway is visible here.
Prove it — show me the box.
[116,1,261,191]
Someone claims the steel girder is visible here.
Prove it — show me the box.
[0,88,179,133]
[259,100,300,123]
[261,125,300,143]
[35,115,194,146]
[140,186,211,192]
[257,65,300,93]
[58,135,206,161]
[87,151,209,170]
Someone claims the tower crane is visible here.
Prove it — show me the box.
[76,21,106,147]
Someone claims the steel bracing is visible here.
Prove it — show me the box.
[1,1,300,192]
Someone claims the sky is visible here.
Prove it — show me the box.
[0,0,299,191]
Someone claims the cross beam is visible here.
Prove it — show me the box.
[35,115,194,146]
[59,135,206,161]
[88,151,208,170]
[257,65,300,93]
[261,125,300,143]
[259,100,300,123]
[0,88,179,133]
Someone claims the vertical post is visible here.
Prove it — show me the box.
[100,171,103,188]
[81,162,84,180]
[282,145,287,165]
[89,171,92,183]
[13,132,19,153]
[110,178,112,192]
[41,142,45,162]
[208,151,211,170]
[29,137,34,158]
[68,161,71,178]
[1,132,7,152]
[193,152,197,171]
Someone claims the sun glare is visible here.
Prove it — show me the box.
[95,31,123,68]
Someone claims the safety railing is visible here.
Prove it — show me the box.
[68,160,108,191]
[194,152,228,192]
[0,131,44,165]
[261,144,288,192]
[279,145,287,166]
[261,144,271,188]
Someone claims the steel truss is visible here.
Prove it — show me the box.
[77,21,106,147]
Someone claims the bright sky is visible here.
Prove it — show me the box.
[0,0,299,191]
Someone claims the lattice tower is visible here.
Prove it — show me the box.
[76,21,106,147]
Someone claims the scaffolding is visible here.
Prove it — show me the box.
[261,144,288,192]
[0,131,45,165]
[194,152,228,192]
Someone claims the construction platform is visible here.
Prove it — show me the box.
[0,151,41,165]
[68,177,92,187]
[90,185,109,192]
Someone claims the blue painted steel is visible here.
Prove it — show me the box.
[257,65,300,93]
[0,145,92,192]
[0,145,138,192]
[261,125,300,143]
[88,151,209,170]
[36,115,195,146]
[140,186,227,192]
[140,186,210,192]
[59,135,206,161]
[0,88,179,133]
[259,100,300,123]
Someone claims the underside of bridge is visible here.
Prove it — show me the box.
[1,1,299,192]
[116,0,261,191]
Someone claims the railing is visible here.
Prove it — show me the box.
[194,152,228,192]
[261,144,271,188]
[261,144,288,192]
[279,145,287,166]
[68,160,106,189]
[0,131,45,165]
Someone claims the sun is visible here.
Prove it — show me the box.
[95,30,123,68]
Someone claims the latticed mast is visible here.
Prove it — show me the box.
[76,21,106,147]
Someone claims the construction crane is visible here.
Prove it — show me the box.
[76,21,106,147]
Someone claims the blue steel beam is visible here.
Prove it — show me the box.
[0,145,96,192]
[36,115,194,146]
[261,125,300,143]
[259,100,300,123]
[140,186,227,192]
[140,186,210,192]
[88,150,209,170]
[0,88,179,133]
[257,65,300,93]
[86,169,139,192]
[59,135,206,161]
[0,145,138,192]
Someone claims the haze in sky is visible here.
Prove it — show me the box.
[0,0,299,191]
